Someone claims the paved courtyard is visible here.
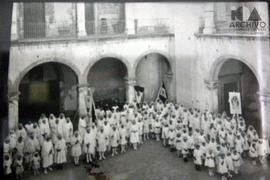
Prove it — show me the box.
[21,140,270,180]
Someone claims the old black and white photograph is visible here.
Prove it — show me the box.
[1,1,270,180]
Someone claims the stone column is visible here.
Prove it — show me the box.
[77,84,88,117]
[76,3,87,37]
[258,91,270,139]
[8,91,20,130]
[17,3,24,39]
[11,3,18,40]
[204,79,219,112]
[203,3,216,34]
[125,77,136,103]
[126,19,136,34]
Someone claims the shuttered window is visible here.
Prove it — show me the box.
[24,3,46,38]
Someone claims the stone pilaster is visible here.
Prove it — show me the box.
[17,3,24,39]
[11,3,18,40]
[8,91,20,130]
[164,72,173,100]
[126,19,136,34]
[76,3,87,37]
[125,77,136,103]
[203,3,216,34]
[204,79,219,112]
[257,91,270,139]
[77,83,89,117]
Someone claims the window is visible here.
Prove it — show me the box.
[85,3,95,35]
[23,3,46,38]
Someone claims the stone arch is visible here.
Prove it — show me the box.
[209,55,260,84]
[85,55,130,107]
[133,50,174,77]
[210,55,262,136]
[134,50,175,101]
[83,54,132,80]
[13,57,82,91]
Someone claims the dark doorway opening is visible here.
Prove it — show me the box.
[218,59,261,136]
[87,58,127,109]
[19,62,78,124]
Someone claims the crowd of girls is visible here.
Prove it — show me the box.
[3,99,270,180]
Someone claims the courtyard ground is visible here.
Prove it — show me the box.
[19,140,270,180]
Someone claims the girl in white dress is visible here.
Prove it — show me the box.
[138,119,144,144]
[41,136,54,174]
[3,154,12,177]
[32,123,41,140]
[149,113,155,139]
[154,118,161,141]
[40,118,51,137]
[103,121,111,152]
[205,149,215,176]
[168,127,175,150]
[71,131,82,166]
[232,149,241,174]
[119,124,127,153]
[175,133,182,157]
[14,154,24,179]
[63,117,73,146]
[193,144,203,171]
[187,131,195,158]
[55,135,67,169]
[3,138,10,155]
[24,135,37,169]
[217,154,228,180]
[8,130,17,153]
[181,134,189,162]
[162,123,169,146]
[235,135,244,154]
[111,126,120,156]
[225,152,234,178]
[16,123,27,140]
[89,124,97,161]
[143,116,150,141]
[130,120,139,150]
[32,152,40,176]
[84,128,92,163]
[55,119,64,137]
[97,128,107,160]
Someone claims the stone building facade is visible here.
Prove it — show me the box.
[8,2,270,138]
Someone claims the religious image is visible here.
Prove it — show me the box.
[3,1,270,180]
[229,92,242,115]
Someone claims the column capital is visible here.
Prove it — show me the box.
[77,83,90,88]
[124,77,136,86]
[164,72,173,79]
[8,91,20,102]
[76,3,87,37]
[204,79,218,90]
[257,91,270,103]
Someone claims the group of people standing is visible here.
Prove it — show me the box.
[3,99,270,180]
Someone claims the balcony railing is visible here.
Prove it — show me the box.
[18,19,174,40]
[134,19,173,34]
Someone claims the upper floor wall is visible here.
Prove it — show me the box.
[10,2,174,41]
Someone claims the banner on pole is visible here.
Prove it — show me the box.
[157,82,168,103]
